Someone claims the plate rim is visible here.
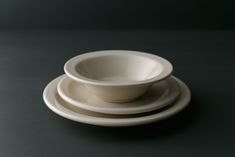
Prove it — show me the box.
[43,75,191,127]
[57,75,180,115]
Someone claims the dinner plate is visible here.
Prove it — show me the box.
[57,75,180,115]
[43,75,191,127]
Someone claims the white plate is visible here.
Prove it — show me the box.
[43,75,191,127]
[57,75,180,115]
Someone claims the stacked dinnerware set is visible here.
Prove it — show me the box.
[43,50,191,127]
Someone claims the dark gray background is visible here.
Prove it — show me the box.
[0,0,235,157]
[0,0,235,29]
[0,30,235,157]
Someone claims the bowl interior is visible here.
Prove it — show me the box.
[75,55,163,83]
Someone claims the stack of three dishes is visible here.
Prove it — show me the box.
[43,50,191,127]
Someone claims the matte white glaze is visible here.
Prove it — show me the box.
[64,50,173,102]
[43,75,191,127]
[57,75,180,115]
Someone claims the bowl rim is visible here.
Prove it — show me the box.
[64,50,173,86]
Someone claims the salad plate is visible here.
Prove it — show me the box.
[57,75,180,115]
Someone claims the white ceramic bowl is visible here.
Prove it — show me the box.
[64,50,173,103]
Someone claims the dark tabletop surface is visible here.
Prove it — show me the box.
[0,30,234,157]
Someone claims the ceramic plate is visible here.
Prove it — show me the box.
[57,75,180,115]
[43,75,191,127]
